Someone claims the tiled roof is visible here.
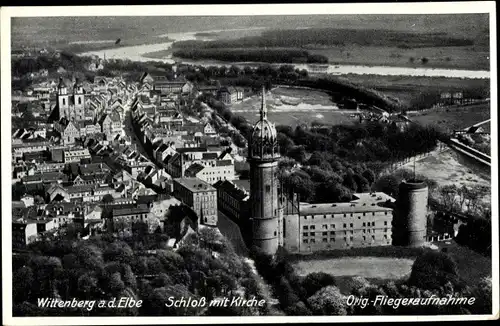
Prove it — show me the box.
[173,177,215,192]
[185,163,205,177]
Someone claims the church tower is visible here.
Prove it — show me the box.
[248,86,282,255]
[73,78,86,122]
[57,77,69,119]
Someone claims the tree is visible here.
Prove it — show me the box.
[103,241,134,264]
[102,194,114,205]
[342,172,358,192]
[465,275,492,314]
[151,273,173,288]
[108,272,126,294]
[353,173,371,192]
[362,169,376,185]
[408,251,461,291]
[77,273,99,298]
[156,249,185,272]
[302,272,337,298]
[315,181,352,203]
[439,185,459,212]
[285,301,313,315]
[373,174,400,197]
[277,133,295,155]
[307,286,347,315]
[288,146,307,164]
[75,244,104,272]
[13,266,34,303]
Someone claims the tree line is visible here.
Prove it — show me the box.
[172,48,328,64]
[13,228,275,316]
[173,28,475,49]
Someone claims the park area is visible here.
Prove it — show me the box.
[231,86,355,127]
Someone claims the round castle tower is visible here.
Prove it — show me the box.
[393,180,429,247]
[248,87,281,255]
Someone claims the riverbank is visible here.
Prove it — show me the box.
[143,43,490,72]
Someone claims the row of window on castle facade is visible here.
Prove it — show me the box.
[303,212,389,219]
[303,221,389,230]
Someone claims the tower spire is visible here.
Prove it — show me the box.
[260,86,267,121]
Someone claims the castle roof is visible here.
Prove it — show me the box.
[299,202,392,216]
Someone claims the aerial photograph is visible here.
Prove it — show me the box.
[3,4,495,322]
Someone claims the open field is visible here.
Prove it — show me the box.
[408,103,491,133]
[336,75,490,108]
[293,257,415,279]
[293,256,415,294]
[310,44,490,71]
[231,86,356,127]
[239,110,355,128]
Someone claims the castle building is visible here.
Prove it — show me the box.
[55,77,86,122]
[248,87,284,255]
[227,90,429,255]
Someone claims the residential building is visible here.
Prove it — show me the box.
[12,219,38,248]
[111,204,151,234]
[173,178,218,226]
[63,148,91,163]
[217,86,244,105]
[213,179,250,223]
[99,113,122,140]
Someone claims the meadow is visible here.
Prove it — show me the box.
[336,75,490,108]
[309,44,490,70]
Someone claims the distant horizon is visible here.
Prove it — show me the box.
[11,14,489,48]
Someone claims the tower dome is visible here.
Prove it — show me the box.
[249,87,279,160]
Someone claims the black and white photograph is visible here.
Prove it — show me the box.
[1,2,497,324]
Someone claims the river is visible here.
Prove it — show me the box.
[81,30,490,79]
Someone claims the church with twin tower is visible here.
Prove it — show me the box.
[248,87,284,255]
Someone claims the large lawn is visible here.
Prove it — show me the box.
[231,86,356,127]
[292,256,415,295]
[293,256,415,279]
